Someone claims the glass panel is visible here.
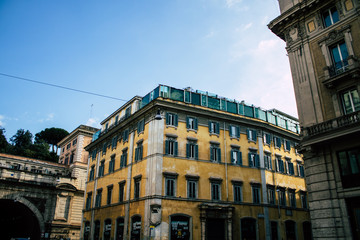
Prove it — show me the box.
[184,91,191,103]
[331,7,339,23]
[191,93,201,105]
[227,101,237,114]
[208,97,220,110]
[339,151,351,176]
[220,99,226,111]
[244,105,254,117]
[153,86,160,99]
[201,95,207,106]
[238,104,244,115]
[351,90,360,112]
[339,42,349,62]
[331,45,342,67]
[323,10,332,27]
[258,109,267,121]
[343,91,353,114]
[141,93,150,108]
[161,85,170,98]
[267,112,277,125]
[349,150,359,174]
[278,118,287,129]
[170,88,184,102]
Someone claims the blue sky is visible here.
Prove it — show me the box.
[0,0,296,140]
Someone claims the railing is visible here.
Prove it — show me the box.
[328,59,349,77]
[303,111,360,137]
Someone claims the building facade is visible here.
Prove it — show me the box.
[269,0,360,239]
[82,85,310,240]
[0,153,83,240]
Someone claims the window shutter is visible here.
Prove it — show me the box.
[217,148,221,162]
[186,117,190,129]
[134,148,139,161]
[210,147,214,161]
[194,118,198,130]
[236,126,240,138]
[195,145,199,160]
[275,159,279,171]
[139,145,143,160]
[166,113,170,125]
[165,140,169,155]
[239,151,242,165]
[253,130,257,140]
[255,154,260,168]
[280,161,284,173]
[186,143,190,158]
[208,121,212,132]
[174,114,178,127]
[216,122,220,134]
[289,163,294,175]
[247,129,250,139]
[174,141,178,156]
[229,125,233,136]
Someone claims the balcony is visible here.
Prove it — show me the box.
[323,55,360,88]
[302,111,360,145]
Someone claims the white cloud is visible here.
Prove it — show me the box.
[225,0,242,8]
[38,113,55,123]
[86,117,101,128]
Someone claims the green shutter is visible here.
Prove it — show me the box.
[194,118,198,130]
[217,148,221,162]
[166,113,170,125]
[134,148,139,161]
[139,145,143,160]
[210,147,214,161]
[165,140,169,155]
[216,123,220,134]
[195,145,199,160]
[186,117,190,129]
[174,141,178,156]
[230,149,235,163]
[255,154,260,168]
[208,121,212,132]
[239,152,242,166]
[174,114,178,126]
[186,143,190,158]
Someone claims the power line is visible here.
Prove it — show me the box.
[0,72,128,102]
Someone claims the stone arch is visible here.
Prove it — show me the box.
[1,193,45,233]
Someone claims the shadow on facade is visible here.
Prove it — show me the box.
[0,199,41,240]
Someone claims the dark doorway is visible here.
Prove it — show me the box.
[116,217,124,240]
[285,220,296,240]
[0,199,41,240]
[271,221,278,240]
[241,218,256,240]
[170,215,190,240]
[347,197,360,240]
[206,218,225,240]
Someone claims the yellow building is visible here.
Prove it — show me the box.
[82,85,310,240]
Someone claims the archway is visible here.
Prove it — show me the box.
[0,199,41,240]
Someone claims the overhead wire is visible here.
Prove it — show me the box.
[0,72,128,102]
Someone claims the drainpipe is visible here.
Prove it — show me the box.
[224,122,229,201]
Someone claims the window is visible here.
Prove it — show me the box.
[120,149,128,168]
[187,117,198,130]
[229,125,240,138]
[73,138,77,146]
[85,192,92,210]
[170,215,190,240]
[330,42,349,74]
[276,156,285,173]
[285,221,297,240]
[337,148,360,188]
[247,129,257,141]
[286,159,295,175]
[274,137,282,149]
[134,176,141,199]
[123,129,129,142]
[264,153,272,170]
[70,152,74,164]
[341,89,360,114]
[118,181,125,202]
[98,160,105,177]
[288,189,296,208]
[102,142,107,155]
[95,189,102,208]
[91,149,97,160]
[252,185,261,204]
[104,219,112,240]
[89,165,95,181]
[166,113,178,127]
[300,191,308,209]
[67,143,71,149]
[233,182,242,202]
[125,106,131,118]
[109,155,115,173]
[130,215,141,240]
[137,119,145,134]
[134,142,143,162]
[164,174,177,197]
[211,180,221,201]
[297,162,305,177]
[186,141,198,159]
[65,157,69,165]
[248,150,260,168]
[322,6,339,28]
[107,185,113,205]
[165,138,178,156]
[263,132,271,145]
[115,115,119,125]
[267,186,275,204]
[208,121,220,134]
[210,144,221,162]
[241,218,257,240]
[115,218,125,240]
[187,178,198,199]
[278,188,286,206]
[231,147,242,165]
[111,136,118,150]
[284,140,291,152]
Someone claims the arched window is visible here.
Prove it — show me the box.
[104,218,112,240]
[131,215,142,240]
[115,217,125,240]
[83,221,90,240]
[94,220,101,240]
[285,220,296,240]
[170,215,190,240]
[241,218,256,240]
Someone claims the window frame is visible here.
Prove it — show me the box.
[233,182,243,202]
[340,89,360,115]
[107,185,113,205]
[252,184,261,204]
[210,144,221,163]
[322,6,340,28]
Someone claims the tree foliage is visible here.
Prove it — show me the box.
[0,127,69,163]
[35,127,69,153]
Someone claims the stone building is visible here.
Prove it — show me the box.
[82,85,310,240]
[269,0,360,239]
